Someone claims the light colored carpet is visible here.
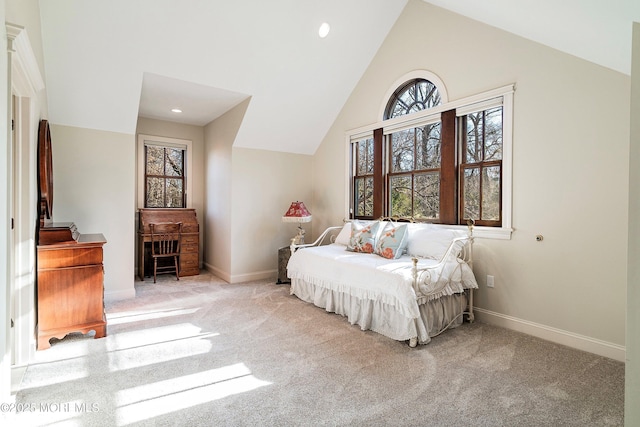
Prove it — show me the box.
[3,272,624,426]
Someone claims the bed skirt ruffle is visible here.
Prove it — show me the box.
[290,278,468,345]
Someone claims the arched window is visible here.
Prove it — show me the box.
[384,79,441,119]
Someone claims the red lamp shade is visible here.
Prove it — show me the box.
[282,201,312,223]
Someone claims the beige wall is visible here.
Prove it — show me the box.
[5,0,47,113]
[626,20,640,427]
[203,98,313,282]
[135,117,206,267]
[203,100,246,280]
[314,0,630,359]
[3,0,50,381]
[230,147,313,280]
[50,125,135,301]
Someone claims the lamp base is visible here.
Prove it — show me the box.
[292,225,305,245]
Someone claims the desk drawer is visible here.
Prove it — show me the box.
[181,235,199,246]
[180,253,199,267]
[181,243,198,255]
[180,252,199,276]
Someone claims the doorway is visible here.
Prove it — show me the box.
[5,24,46,394]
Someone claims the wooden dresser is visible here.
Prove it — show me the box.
[137,208,200,280]
[36,222,107,350]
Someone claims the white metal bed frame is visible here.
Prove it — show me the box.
[289,219,476,347]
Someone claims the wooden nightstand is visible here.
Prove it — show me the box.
[277,246,291,284]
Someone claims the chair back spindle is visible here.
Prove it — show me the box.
[149,222,182,283]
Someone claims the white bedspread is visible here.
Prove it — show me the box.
[287,243,477,322]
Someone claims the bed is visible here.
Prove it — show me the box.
[286,220,478,346]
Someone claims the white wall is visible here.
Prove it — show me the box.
[313,0,630,360]
[50,125,135,301]
[135,117,206,268]
[0,0,11,398]
[626,20,640,427]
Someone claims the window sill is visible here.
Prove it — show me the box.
[446,224,513,240]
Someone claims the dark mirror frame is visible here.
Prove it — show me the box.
[37,119,53,225]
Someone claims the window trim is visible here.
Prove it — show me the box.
[345,83,515,240]
[137,134,193,209]
[379,70,449,119]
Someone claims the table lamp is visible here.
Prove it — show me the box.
[282,201,312,245]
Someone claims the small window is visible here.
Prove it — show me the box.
[137,134,193,210]
[144,145,185,208]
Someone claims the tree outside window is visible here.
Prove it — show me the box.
[388,122,442,219]
[460,107,503,225]
[145,145,185,208]
[353,137,375,217]
[350,77,505,227]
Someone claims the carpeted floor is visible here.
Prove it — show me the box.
[3,272,624,426]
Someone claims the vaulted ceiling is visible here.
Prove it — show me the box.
[38,0,640,155]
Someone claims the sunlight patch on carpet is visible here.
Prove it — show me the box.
[106,324,219,371]
[107,307,201,325]
[116,363,271,425]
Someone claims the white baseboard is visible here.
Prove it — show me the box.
[202,264,277,284]
[474,308,626,362]
[104,288,135,302]
[203,263,230,283]
[229,270,277,284]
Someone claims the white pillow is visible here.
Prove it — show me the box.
[335,223,352,246]
[408,228,462,260]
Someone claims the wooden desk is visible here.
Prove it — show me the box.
[37,223,107,350]
[138,208,200,280]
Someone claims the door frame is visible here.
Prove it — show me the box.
[6,23,45,371]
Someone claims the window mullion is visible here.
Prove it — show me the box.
[163,148,168,208]
[373,128,384,218]
[440,109,457,224]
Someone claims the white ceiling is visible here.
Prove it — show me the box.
[38,0,407,155]
[38,0,640,155]
[424,0,640,77]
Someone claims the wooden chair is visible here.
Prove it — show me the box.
[150,222,182,283]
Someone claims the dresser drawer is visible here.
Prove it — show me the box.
[38,246,103,269]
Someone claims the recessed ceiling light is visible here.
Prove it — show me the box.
[318,22,330,38]
[171,108,182,113]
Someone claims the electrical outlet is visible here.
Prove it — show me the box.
[487,275,495,288]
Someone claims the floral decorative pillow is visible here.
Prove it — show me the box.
[347,220,379,253]
[375,222,409,259]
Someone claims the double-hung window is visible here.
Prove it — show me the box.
[144,144,185,208]
[353,137,375,217]
[348,76,513,235]
[387,119,442,220]
[137,134,193,209]
[459,104,503,226]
